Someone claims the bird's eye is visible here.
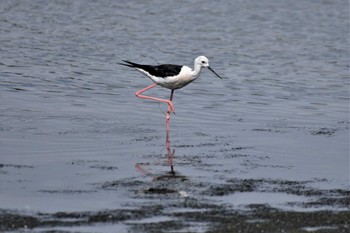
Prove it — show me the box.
[201,61,205,64]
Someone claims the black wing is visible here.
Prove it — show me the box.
[119,60,182,78]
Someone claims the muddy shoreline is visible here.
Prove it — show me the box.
[1,170,349,232]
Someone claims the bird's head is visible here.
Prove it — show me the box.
[195,56,222,79]
[195,56,210,68]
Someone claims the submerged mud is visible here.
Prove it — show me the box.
[1,165,349,233]
[1,121,348,232]
[1,120,349,232]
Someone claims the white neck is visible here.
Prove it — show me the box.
[190,62,203,80]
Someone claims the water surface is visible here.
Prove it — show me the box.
[0,0,349,232]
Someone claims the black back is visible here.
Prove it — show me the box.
[120,60,182,78]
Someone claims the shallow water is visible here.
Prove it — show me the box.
[0,0,349,232]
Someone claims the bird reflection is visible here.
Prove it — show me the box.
[135,113,186,181]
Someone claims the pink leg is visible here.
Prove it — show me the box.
[166,89,174,131]
[135,83,175,114]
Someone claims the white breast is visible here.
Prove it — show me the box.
[157,66,195,89]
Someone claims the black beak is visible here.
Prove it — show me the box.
[208,66,222,79]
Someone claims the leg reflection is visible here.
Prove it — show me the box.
[134,110,176,177]
[166,114,175,175]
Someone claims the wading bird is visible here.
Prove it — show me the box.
[119,56,222,127]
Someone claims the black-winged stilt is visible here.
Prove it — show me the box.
[119,56,222,126]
